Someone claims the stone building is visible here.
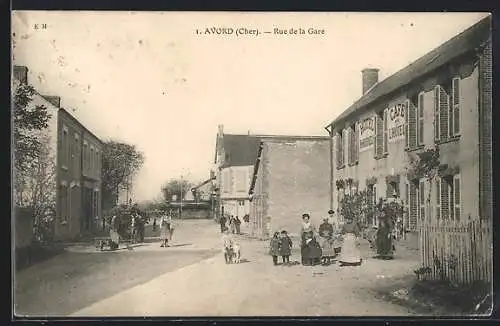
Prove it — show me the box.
[212,125,260,220]
[13,66,103,242]
[248,136,330,239]
[324,16,492,231]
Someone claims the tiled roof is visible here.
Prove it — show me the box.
[221,134,329,167]
[221,134,262,167]
[326,15,491,128]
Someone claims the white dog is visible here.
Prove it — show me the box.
[231,242,241,264]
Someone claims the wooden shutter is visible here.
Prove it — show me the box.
[375,112,384,157]
[434,86,440,141]
[354,123,359,162]
[418,93,424,145]
[409,183,418,230]
[383,109,388,154]
[441,177,449,219]
[404,99,410,148]
[439,86,449,140]
[452,77,460,135]
[372,184,378,226]
[409,100,417,148]
[419,179,425,221]
[435,178,441,220]
[454,175,461,220]
[349,127,355,165]
[386,180,392,197]
[336,133,341,166]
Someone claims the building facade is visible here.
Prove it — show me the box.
[248,137,331,239]
[325,17,492,231]
[13,66,103,242]
[212,125,260,220]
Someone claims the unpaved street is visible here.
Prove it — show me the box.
[69,221,420,317]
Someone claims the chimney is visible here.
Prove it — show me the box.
[43,95,61,107]
[13,66,28,84]
[218,124,224,136]
[362,68,379,95]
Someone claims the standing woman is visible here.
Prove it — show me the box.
[318,216,335,265]
[338,217,362,266]
[376,218,394,259]
[160,211,172,247]
[110,214,120,250]
[300,213,316,265]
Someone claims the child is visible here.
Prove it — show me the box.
[279,230,293,265]
[269,232,280,266]
[222,229,234,264]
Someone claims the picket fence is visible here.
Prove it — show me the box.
[418,219,493,285]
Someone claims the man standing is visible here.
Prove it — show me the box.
[219,214,227,233]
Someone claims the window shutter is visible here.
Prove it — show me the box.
[441,177,449,219]
[341,130,346,166]
[434,86,441,141]
[452,78,460,135]
[354,123,359,162]
[336,133,341,166]
[386,181,392,197]
[439,86,449,140]
[383,109,388,154]
[404,100,410,148]
[435,178,441,220]
[409,183,418,230]
[454,175,461,220]
[419,179,425,221]
[418,93,424,145]
[375,113,384,157]
[409,100,417,148]
[349,127,354,165]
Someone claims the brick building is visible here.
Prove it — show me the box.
[13,66,103,241]
[324,16,492,231]
[248,136,330,239]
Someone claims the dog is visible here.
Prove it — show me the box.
[231,242,241,264]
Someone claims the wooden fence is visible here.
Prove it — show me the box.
[419,219,493,285]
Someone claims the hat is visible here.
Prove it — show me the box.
[328,209,335,214]
[302,213,310,218]
[281,230,287,234]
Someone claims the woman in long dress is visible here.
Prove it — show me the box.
[318,217,336,264]
[376,218,394,259]
[160,212,172,247]
[300,213,320,265]
[110,215,120,250]
[338,217,362,266]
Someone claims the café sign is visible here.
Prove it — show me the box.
[359,117,375,151]
[387,102,406,142]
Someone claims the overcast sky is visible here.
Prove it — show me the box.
[11,11,488,201]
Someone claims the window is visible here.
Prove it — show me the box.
[223,170,230,193]
[369,184,378,226]
[418,179,425,221]
[90,146,94,172]
[435,178,441,220]
[405,181,410,229]
[83,142,88,171]
[61,126,68,167]
[434,85,450,142]
[383,109,388,154]
[418,92,425,145]
[451,77,461,136]
[235,170,246,192]
[408,182,418,230]
[453,174,461,220]
[348,124,358,165]
[60,184,68,222]
[375,111,385,158]
[336,131,344,168]
[238,200,245,206]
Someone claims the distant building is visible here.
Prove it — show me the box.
[248,136,330,239]
[324,16,492,231]
[212,125,261,220]
[13,66,103,242]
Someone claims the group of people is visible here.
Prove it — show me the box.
[269,230,293,265]
[267,210,364,267]
[219,214,242,235]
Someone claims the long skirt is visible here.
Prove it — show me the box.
[110,229,120,246]
[319,237,336,257]
[160,224,171,241]
[338,233,362,264]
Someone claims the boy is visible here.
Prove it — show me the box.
[279,230,293,265]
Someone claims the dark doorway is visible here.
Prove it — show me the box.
[82,187,93,233]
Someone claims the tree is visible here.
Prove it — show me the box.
[161,178,194,202]
[339,189,373,227]
[101,140,145,210]
[13,83,51,201]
